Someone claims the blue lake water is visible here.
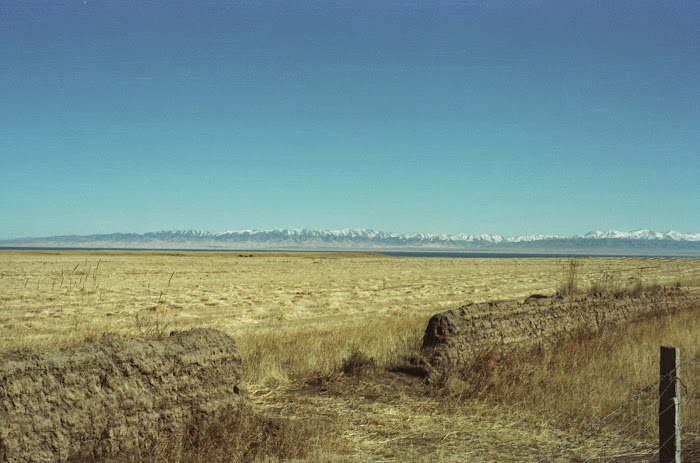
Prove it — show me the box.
[0,247,670,259]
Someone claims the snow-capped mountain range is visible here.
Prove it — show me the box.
[2,229,699,256]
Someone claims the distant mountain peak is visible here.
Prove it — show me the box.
[1,228,698,256]
[578,229,699,241]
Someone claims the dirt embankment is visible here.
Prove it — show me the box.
[0,329,251,463]
[420,287,699,380]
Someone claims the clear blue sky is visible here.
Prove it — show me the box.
[1,0,698,239]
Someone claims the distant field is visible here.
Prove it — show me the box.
[1,250,697,355]
[1,250,699,461]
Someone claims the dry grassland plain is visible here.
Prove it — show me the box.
[1,250,699,461]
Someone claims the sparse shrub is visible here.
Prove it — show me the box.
[627,277,645,297]
[588,271,666,297]
[588,279,604,295]
[556,258,581,296]
[589,272,623,296]
[341,348,376,376]
[133,313,171,340]
[429,347,506,400]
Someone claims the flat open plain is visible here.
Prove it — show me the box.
[2,250,697,353]
[1,250,699,461]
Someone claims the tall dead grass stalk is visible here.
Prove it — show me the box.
[556,258,581,296]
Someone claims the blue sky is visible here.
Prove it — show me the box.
[1,0,698,239]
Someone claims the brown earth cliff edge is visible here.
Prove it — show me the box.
[0,328,251,463]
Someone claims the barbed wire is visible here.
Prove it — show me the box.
[583,398,677,463]
[684,432,700,463]
[596,400,660,463]
[535,382,657,462]
[601,419,657,463]
[644,399,685,463]
[682,414,700,433]
[536,353,700,462]
[582,392,662,462]
[677,354,700,371]
[683,358,700,463]
[538,377,678,462]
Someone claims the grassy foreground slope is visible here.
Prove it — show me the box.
[0,251,698,461]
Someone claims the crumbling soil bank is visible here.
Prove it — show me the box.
[0,329,251,463]
[420,287,699,380]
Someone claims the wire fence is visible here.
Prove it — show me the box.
[536,351,700,463]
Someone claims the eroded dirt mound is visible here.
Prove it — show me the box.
[0,328,251,463]
[420,287,699,381]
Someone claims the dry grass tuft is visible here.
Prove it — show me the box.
[235,312,427,387]
[111,411,316,463]
[556,258,581,296]
[341,348,377,376]
[558,257,677,298]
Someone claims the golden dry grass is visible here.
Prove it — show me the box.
[1,250,699,461]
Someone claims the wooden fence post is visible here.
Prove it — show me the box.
[659,346,680,463]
